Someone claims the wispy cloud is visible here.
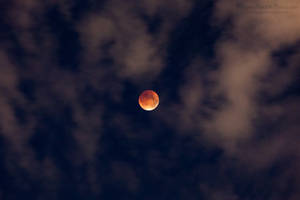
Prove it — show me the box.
[0,0,196,197]
[157,0,300,198]
[1,0,299,199]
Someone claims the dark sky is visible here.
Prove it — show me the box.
[0,0,300,199]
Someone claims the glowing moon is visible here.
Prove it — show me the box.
[138,90,159,111]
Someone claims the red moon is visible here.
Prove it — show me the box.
[138,90,159,111]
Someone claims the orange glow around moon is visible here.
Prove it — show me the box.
[138,90,159,111]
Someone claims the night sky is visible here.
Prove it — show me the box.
[0,0,300,199]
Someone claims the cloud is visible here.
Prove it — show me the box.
[191,0,300,153]
[0,0,197,198]
[156,0,300,198]
[0,51,36,162]
[78,0,193,82]
[1,0,299,199]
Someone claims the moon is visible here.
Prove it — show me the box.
[138,90,159,111]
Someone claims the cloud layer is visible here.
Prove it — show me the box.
[0,0,299,199]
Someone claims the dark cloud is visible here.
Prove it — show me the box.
[0,0,299,199]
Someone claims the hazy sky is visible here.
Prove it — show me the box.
[0,0,299,199]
